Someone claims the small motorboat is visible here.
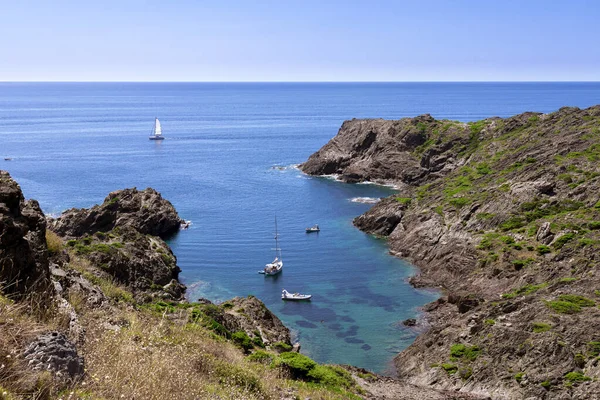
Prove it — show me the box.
[4,158,12,161]
[281,289,311,301]
[305,224,320,233]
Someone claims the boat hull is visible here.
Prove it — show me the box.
[149,136,164,140]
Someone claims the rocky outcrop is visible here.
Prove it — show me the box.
[0,171,51,297]
[222,296,292,347]
[23,331,84,381]
[50,188,182,239]
[49,188,187,301]
[304,105,600,399]
[62,226,185,300]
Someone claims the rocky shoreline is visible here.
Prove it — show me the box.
[3,170,480,399]
[301,105,600,399]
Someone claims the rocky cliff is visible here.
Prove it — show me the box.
[302,105,600,399]
[0,171,52,297]
[49,188,186,300]
[50,187,183,239]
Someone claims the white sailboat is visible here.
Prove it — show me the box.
[149,117,165,140]
[259,217,283,275]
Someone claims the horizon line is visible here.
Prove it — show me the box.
[1,80,600,84]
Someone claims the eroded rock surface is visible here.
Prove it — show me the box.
[0,171,51,297]
[23,331,84,381]
[50,187,182,239]
[303,105,600,399]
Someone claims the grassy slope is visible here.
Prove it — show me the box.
[0,233,364,400]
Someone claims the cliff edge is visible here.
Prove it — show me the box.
[302,105,600,399]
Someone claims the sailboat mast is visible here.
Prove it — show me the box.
[274,216,279,259]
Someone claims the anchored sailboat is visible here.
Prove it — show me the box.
[149,118,164,140]
[259,217,283,275]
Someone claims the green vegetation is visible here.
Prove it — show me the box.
[553,233,576,249]
[531,322,552,333]
[484,319,495,326]
[514,372,525,383]
[564,371,591,383]
[557,294,595,307]
[231,331,253,352]
[450,344,480,361]
[45,230,63,255]
[395,197,412,205]
[545,298,587,314]
[537,245,551,255]
[587,342,600,357]
[502,283,548,299]
[441,363,458,374]
[541,380,552,389]
[272,342,293,352]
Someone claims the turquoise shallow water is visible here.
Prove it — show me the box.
[2,82,599,374]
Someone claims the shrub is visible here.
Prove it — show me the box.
[537,245,551,255]
[502,283,548,299]
[587,341,600,357]
[515,372,525,383]
[540,380,551,389]
[246,350,272,363]
[500,216,526,231]
[556,294,595,307]
[307,365,355,389]
[274,352,317,379]
[588,221,600,230]
[441,363,458,374]
[553,233,576,249]
[564,371,591,383]
[45,230,63,255]
[532,322,552,333]
[396,197,412,205]
[231,331,253,352]
[450,344,480,361]
[272,342,292,352]
[449,197,470,209]
[484,319,495,326]
[546,300,581,314]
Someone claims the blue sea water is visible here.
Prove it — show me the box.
[1,82,599,374]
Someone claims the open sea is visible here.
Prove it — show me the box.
[1,82,599,374]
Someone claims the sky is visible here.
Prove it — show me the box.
[0,0,599,82]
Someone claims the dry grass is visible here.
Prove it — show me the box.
[45,230,63,256]
[0,294,59,399]
[1,248,363,400]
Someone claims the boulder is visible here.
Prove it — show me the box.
[23,332,84,381]
[50,187,182,239]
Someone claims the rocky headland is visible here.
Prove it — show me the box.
[301,105,600,399]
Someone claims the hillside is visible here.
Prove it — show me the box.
[301,105,600,399]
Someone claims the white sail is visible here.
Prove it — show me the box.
[154,118,162,136]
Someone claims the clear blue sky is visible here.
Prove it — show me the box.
[1,0,598,81]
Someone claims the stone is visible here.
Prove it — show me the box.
[23,332,84,380]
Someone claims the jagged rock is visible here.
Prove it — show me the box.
[403,318,417,326]
[23,332,84,381]
[536,221,554,244]
[62,226,185,300]
[0,171,52,297]
[49,187,182,239]
[303,106,600,399]
[197,297,213,305]
[221,296,291,346]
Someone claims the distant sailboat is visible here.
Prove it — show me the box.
[259,217,283,275]
[149,118,164,140]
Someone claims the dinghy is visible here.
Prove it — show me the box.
[281,289,311,301]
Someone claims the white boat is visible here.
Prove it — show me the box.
[305,224,320,233]
[149,117,165,140]
[259,217,283,275]
[281,289,311,301]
